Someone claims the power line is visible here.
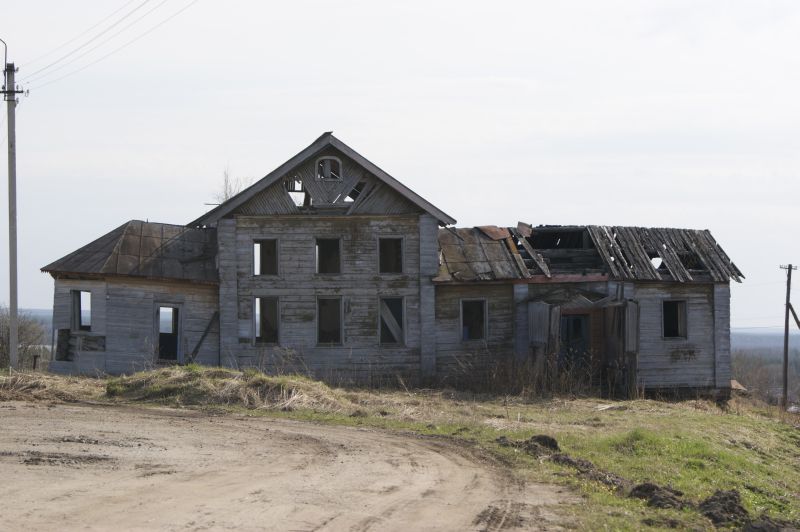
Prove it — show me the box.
[20,0,154,82]
[29,0,200,91]
[20,0,140,68]
[23,0,171,86]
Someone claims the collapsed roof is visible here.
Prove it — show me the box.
[435,223,743,284]
[41,220,218,284]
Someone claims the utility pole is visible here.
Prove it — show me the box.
[780,264,797,409]
[2,39,23,371]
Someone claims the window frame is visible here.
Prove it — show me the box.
[253,238,279,277]
[253,296,280,345]
[71,290,92,332]
[315,156,343,181]
[315,237,343,275]
[377,236,404,275]
[316,296,344,346]
[662,299,688,339]
[378,296,405,346]
[460,298,488,342]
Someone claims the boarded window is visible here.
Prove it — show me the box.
[157,306,179,360]
[379,238,403,273]
[317,157,342,180]
[254,297,279,344]
[316,238,341,274]
[254,239,278,275]
[663,300,687,338]
[71,290,91,331]
[461,300,486,341]
[318,298,342,344]
[380,298,404,345]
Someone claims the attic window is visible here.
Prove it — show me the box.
[316,157,342,180]
[663,300,687,338]
[285,178,310,207]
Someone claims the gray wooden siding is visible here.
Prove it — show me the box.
[49,277,219,375]
[713,284,731,389]
[434,284,515,380]
[224,215,424,383]
[634,282,720,389]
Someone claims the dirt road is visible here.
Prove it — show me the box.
[0,402,569,531]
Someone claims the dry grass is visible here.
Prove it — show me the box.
[105,364,356,413]
[0,371,106,402]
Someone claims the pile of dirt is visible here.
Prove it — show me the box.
[698,490,749,526]
[549,453,629,490]
[629,482,688,509]
[495,434,560,457]
[0,372,105,402]
[742,514,800,531]
[105,366,356,413]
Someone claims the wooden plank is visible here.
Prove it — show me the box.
[509,228,552,278]
[505,236,531,278]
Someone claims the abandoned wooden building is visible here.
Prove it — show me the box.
[42,132,743,395]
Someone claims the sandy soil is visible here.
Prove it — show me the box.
[0,401,570,531]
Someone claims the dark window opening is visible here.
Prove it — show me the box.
[317,157,342,180]
[461,300,486,341]
[318,298,342,344]
[379,238,403,273]
[71,290,91,331]
[559,314,589,366]
[380,298,404,345]
[316,238,341,274]
[663,300,687,338]
[255,297,279,344]
[345,181,366,202]
[158,306,179,360]
[254,239,278,275]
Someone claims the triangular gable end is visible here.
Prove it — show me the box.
[188,133,456,226]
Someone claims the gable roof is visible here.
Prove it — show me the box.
[435,224,743,284]
[188,132,456,227]
[41,220,218,284]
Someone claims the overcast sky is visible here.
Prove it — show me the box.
[1,1,799,329]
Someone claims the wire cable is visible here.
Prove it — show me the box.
[20,0,139,68]
[29,0,200,92]
[23,0,171,86]
[21,0,154,82]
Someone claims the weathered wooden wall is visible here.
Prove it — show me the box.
[220,214,426,384]
[634,282,723,389]
[48,277,219,375]
[434,284,515,381]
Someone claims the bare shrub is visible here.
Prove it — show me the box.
[0,305,49,370]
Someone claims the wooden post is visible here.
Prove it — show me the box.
[4,59,20,371]
[780,264,797,409]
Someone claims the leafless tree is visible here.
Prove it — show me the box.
[214,167,253,203]
[0,306,48,370]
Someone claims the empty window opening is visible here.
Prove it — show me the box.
[318,298,342,344]
[254,297,279,344]
[71,290,91,331]
[157,306,179,360]
[345,181,366,203]
[316,238,341,274]
[379,238,403,273]
[285,178,311,207]
[559,314,590,367]
[663,300,687,338]
[461,300,486,341]
[380,298,404,345]
[254,239,278,275]
[316,157,342,180]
